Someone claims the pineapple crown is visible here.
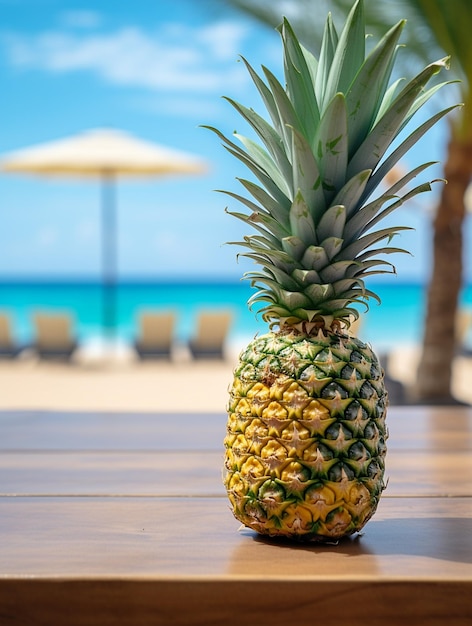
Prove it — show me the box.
[205,0,458,330]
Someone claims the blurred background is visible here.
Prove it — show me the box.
[0,0,470,404]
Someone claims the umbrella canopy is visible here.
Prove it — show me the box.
[0,128,208,177]
[0,128,208,339]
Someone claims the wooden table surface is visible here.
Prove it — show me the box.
[1,406,471,626]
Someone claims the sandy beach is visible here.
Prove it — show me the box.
[0,342,471,412]
[0,348,236,413]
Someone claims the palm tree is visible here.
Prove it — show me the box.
[222,0,471,403]
[405,0,472,403]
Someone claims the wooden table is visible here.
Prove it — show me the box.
[0,406,471,625]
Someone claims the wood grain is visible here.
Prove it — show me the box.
[1,406,471,626]
[0,497,471,625]
[0,410,227,451]
[1,407,471,451]
[0,579,470,626]
[0,451,226,497]
[1,497,471,578]
[1,449,471,497]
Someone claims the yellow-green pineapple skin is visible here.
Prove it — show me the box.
[224,329,387,541]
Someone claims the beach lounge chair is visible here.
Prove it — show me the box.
[456,308,472,354]
[0,313,22,357]
[32,312,78,360]
[134,311,176,359]
[188,310,233,359]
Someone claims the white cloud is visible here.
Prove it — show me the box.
[1,20,251,93]
[196,21,248,61]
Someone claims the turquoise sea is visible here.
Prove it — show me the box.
[0,280,471,351]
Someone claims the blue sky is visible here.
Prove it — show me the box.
[0,0,467,282]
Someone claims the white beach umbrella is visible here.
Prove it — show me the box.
[0,128,208,338]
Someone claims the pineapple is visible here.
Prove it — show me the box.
[207,0,457,540]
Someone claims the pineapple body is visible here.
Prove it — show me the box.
[224,329,387,540]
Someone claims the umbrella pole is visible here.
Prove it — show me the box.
[101,172,117,343]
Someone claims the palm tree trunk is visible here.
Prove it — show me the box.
[416,137,471,403]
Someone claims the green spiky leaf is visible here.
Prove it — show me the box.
[323,0,365,109]
[207,0,458,328]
